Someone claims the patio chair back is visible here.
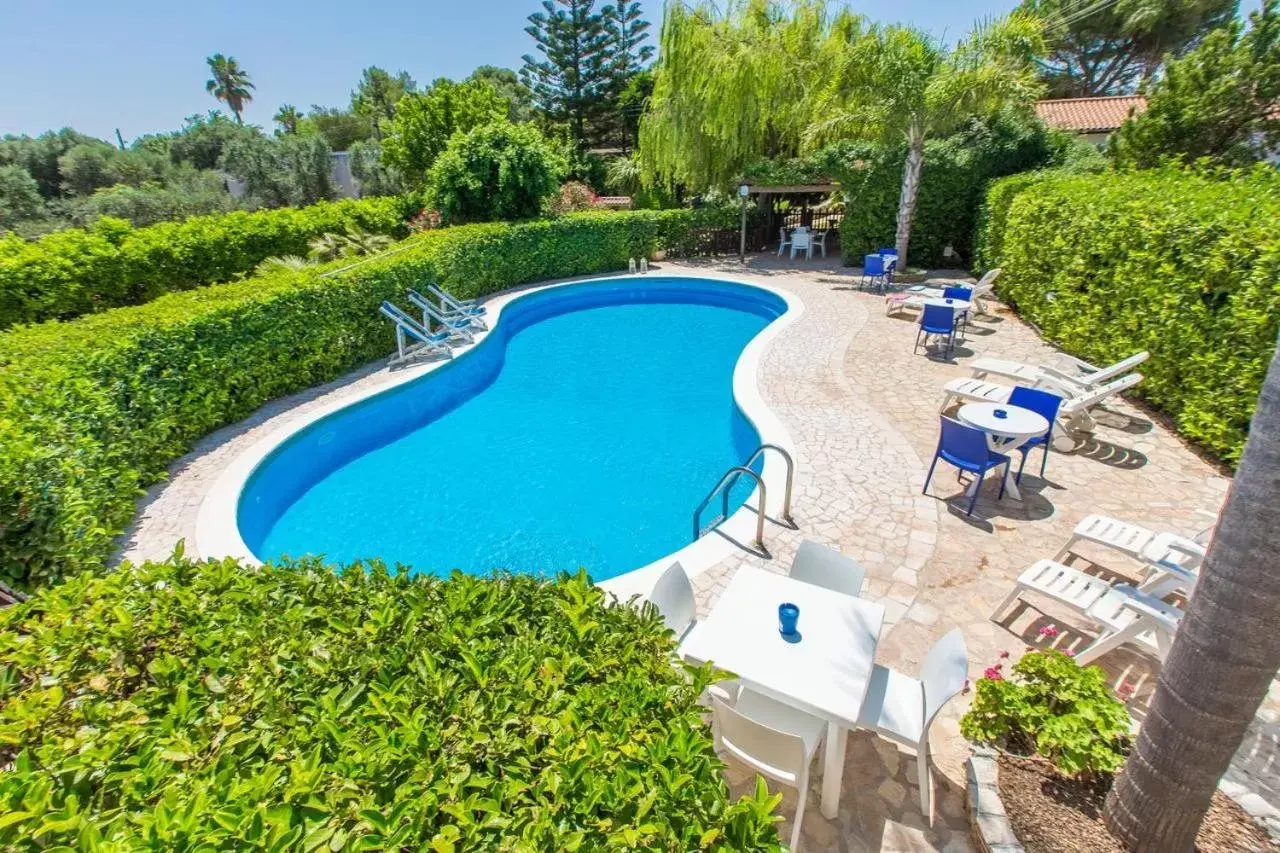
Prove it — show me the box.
[712,699,810,786]
[975,268,1001,289]
[920,628,968,729]
[778,227,791,246]
[789,539,867,598]
[942,286,973,302]
[1008,386,1063,434]
[877,246,898,256]
[937,417,990,469]
[919,303,956,335]
[793,231,811,249]
[648,562,696,638]
[863,254,887,276]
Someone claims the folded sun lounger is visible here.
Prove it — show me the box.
[379,301,453,366]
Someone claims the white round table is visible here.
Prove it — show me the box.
[956,402,1050,501]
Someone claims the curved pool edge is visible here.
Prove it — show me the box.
[195,270,804,593]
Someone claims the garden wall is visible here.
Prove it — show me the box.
[0,208,731,589]
[0,196,417,328]
[972,165,1280,463]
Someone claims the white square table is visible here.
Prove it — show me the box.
[679,567,886,819]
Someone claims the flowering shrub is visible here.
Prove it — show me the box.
[547,180,600,216]
[959,648,1131,777]
[0,554,784,850]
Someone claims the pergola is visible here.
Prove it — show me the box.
[737,182,841,260]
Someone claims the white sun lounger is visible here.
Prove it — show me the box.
[970,351,1148,393]
[994,559,1185,664]
[885,269,1002,318]
[407,289,482,342]
[379,301,454,366]
[426,282,486,316]
[1054,513,1213,580]
[940,372,1143,432]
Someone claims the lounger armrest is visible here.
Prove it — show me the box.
[1149,559,1198,588]
[1051,353,1099,375]
[1116,585,1183,629]
[1039,364,1089,389]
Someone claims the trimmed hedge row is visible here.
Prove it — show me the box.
[0,196,416,328]
[973,165,1280,463]
[0,208,731,589]
[0,555,783,850]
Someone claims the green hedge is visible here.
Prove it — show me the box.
[0,209,727,589]
[0,196,416,328]
[973,165,1280,463]
[0,555,782,850]
[822,117,1059,267]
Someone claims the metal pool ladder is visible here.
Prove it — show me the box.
[692,444,796,550]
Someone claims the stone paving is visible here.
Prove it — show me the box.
[116,254,1277,852]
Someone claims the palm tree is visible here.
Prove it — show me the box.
[273,104,302,135]
[206,54,255,124]
[1104,338,1280,850]
[804,14,1043,266]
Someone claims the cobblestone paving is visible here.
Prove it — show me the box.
[117,255,1277,852]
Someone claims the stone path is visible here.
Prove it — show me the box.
[116,255,1277,851]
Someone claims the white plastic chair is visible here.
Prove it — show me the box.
[776,227,792,257]
[790,230,812,261]
[713,691,826,851]
[789,540,867,598]
[810,229,828,258]
[856,628,968,824]
[648,561,696,640]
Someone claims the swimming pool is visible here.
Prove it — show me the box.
[226,276,792,583]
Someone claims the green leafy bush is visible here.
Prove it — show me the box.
[960,649,1131,777]
[0,196,414,328]
[427,122,563,223]
[0,554,783,850]
[822,116,1059,267]
[971,165,1280,463]
[0,208,730,589]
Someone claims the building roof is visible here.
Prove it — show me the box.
[1035,95,1147,133]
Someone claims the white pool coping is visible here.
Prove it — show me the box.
[195,271,803,599]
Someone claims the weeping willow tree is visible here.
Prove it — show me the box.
[803,15,1044,265]
[640,0,853,190]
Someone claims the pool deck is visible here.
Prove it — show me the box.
[115,255,1279,852]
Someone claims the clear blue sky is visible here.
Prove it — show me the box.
[0,0,1262,142]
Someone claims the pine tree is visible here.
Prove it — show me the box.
[521,0,614,147]
[603,1,654,148]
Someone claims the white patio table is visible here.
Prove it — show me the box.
[956,401,1049,502]
[678,567,886,819]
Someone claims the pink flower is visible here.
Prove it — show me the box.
[1064,649,1076,657]
[998,650,1010,660]
[1117,681,1135,700]
[1038,626,1060,639]
[983,665,1004,681]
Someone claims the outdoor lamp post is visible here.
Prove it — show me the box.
[738,184,750,262]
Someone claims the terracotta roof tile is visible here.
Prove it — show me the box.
[1035,95,1147,133]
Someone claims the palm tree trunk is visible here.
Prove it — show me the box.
[1104,339,1280,851]
[894,122,926,268]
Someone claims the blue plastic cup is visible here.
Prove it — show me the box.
[778,603,800,636]
[994,409,1008,419]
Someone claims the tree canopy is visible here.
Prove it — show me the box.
[205,54,255,124]
[380,79,512,187]
[1022,0,1237,96]
[1112,0,1280,167]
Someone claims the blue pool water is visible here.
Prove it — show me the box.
[239,277,786,581]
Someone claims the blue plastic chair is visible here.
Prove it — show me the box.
[942,286,973,332]
[1007,386,1064,482]
[914,303,958,356]
[862,254,889,291]
[923,417,1010,516]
